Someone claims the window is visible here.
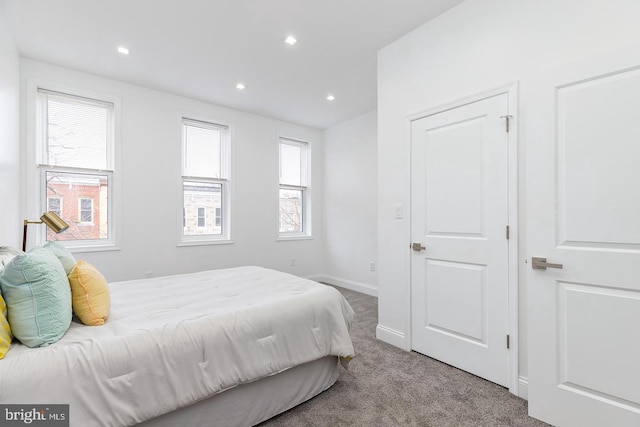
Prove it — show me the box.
[37,89,114,246]
[181,119,230,242]
[79,198,94,223]
[197,207,206,227]
[279,138,309,236]
[215,207,221,227]
[47,196,62,216]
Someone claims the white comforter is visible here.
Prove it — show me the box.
[0,266,355,426]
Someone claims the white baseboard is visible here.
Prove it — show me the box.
[518,376,528,400]
[376,324,407,349]
[309,274,378,297]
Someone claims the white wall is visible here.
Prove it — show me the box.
[0,4,20,247]
[377,0,640,388]
[323,111,378,296]
[20,59,326,282]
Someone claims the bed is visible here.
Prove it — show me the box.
[0,266,355,426]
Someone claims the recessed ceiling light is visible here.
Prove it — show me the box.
[117,46,130,55]
[236,83,246,90]
[284,36,297,46]
[326,94,335,101]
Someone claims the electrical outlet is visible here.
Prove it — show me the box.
[369,262,376,272]
[290,258,296,267]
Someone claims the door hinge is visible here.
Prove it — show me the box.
[500,115,513,133]
[507,334,510,349]
[506,225,510,240]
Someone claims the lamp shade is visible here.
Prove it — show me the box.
[40,211,70,233]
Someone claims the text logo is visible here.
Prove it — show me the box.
[0,405,68,426]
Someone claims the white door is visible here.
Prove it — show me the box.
[411,93,510,387]
[527,54,640,426]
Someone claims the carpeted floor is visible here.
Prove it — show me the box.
[259,286,549,427]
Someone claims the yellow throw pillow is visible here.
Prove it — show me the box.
[0,295,13,358]
[68,261,111,326]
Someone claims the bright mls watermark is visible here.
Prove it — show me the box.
[1,405,68,426]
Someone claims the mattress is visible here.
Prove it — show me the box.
[0,266,355,427]
[139,356,341,427]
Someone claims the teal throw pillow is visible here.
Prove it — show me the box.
[0,247,72,347]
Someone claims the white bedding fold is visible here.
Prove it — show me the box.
[0,266,355,427]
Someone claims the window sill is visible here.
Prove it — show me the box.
[177,240,234,247]
[277,235,313,242]
[67,244,121,254]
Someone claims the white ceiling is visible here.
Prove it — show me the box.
[2,0,464,129]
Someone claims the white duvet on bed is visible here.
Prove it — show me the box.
[0,266,355,427]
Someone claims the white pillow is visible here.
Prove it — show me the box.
[0,247,23,272]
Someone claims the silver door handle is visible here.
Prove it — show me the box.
[411,243,426,252]
[531,257,563,270]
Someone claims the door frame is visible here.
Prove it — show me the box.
[405,82,520,394]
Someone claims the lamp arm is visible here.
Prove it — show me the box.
[22,220,43,252]
[22,221,27,252]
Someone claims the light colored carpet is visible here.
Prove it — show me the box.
[259,286,550,427]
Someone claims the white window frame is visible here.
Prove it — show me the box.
[31,85,119,251]
[179,118,231,245]
[278,137,311,239]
